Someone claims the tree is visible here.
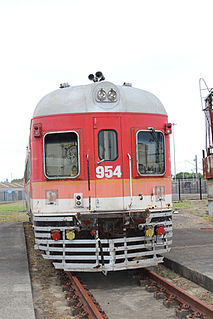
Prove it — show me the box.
[11,177,24,183]
[175,172,203,179]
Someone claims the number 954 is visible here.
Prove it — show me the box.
[96,165,122,179]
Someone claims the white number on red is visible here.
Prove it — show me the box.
[96,165,122,179]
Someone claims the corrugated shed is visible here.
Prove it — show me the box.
[0,182,24,189]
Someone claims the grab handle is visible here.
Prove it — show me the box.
[127,153,133,208]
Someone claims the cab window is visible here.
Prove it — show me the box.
[44,132,79,178]
[136,130,165,175]
[98,130,118,161]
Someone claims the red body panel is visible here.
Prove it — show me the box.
[30,112,171,185]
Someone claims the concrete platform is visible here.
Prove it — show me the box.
[164,213,213,292]
[0,223,35,319]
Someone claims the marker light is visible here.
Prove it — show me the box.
[145,228,154,237]
[90,229,97,237]
[33,123,42,138]
[165,123,172,135]
[66,231,75,240]
[51,230,61,241]
[156,226,165,236]
[97,89,106,101]
[74,193,83,208]
[46,190,58,205]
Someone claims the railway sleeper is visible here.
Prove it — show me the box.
[138,269,212,319]
[175,304,191,319]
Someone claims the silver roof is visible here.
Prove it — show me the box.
[33,81,167,118]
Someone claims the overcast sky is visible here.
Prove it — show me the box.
[0,0,212,181]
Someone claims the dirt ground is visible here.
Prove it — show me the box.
[153,200,213,307]
[173,200,213,228]
[150,263,213,307]
[24,223,74,319]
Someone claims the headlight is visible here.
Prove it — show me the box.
[108,88,117,101]
[94,82,119,104]
[97,89,106,101]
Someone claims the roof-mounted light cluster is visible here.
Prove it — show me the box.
[97,88,117,102]
[93,81,119,107]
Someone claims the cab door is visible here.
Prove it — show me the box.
[93,116,124,211]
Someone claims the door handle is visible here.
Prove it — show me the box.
[97,159,105,164]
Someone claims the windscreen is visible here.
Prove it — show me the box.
[98,130,118,161]
[137,131,165,175]
[44,132,79,178]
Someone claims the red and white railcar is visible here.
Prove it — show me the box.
[24,73,172,273]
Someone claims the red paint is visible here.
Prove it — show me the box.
[30,112,170,183]
[26,110,172,206]
[28,112,171,203]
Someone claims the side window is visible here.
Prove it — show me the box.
[98,130,118,161]
[136,130,165,175]
[44,132,79,178]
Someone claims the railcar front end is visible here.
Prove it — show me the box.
[25,76,172,273]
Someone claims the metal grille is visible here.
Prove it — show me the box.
[34,211,172,272]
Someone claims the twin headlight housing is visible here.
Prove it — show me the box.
[96,88,118,103]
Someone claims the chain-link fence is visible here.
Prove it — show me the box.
[0,180,208,203]
[172,178,207,201]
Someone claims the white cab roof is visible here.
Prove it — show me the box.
[33,81,167,118]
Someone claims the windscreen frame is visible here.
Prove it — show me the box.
[136,129,166,176]
[43,130,80,179]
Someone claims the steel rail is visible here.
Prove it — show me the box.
[141,269,213,318]
[65,272,106,319]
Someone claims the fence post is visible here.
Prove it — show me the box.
[199,177,202,200]
[178,179,181,201]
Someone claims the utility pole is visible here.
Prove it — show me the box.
[194,155,198,178]
[172,123,177,181]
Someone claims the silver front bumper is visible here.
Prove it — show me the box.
[34,227,172,272]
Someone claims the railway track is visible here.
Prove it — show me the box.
[62,272,108,319]
[139,269,213,318]
[61,269,213,319]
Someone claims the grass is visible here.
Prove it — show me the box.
[0,201,28,223]
[173,200,213,223]
[0,211,28,223]
[0,201,25,212]
[173,201,192,208]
